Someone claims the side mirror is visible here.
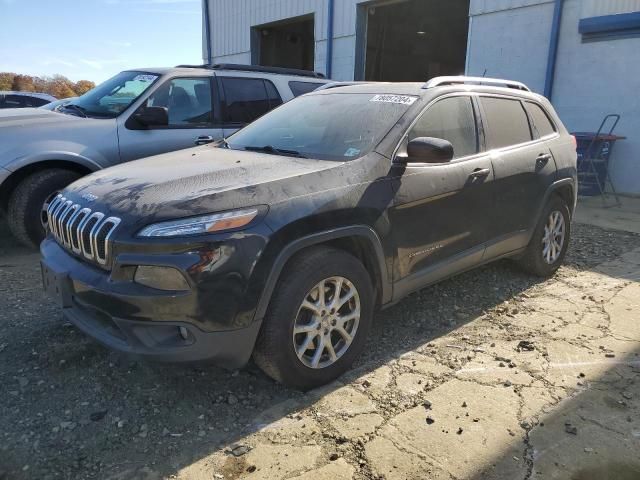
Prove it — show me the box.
[134,106,168,127]
[404,137,454,163]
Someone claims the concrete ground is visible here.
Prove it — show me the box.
[1,213,639,480]
[574,195,640,234]
[177,247,640,480]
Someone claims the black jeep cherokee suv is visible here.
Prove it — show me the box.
[41,76,577,389]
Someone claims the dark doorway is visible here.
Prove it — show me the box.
[362,0,470,81]
[252,15,315,71]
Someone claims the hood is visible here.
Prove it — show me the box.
[63,146,346,227]
[0,107,85,127]
[0,108,115,169]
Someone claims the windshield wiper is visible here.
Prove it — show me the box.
[244,145,307,158]
[60,104,88,118]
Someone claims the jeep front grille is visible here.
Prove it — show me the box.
[47,194,120,267]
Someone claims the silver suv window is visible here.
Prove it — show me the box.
[65,71,159,118]
[146,77,214,127]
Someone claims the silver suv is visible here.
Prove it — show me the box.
[0,64,327,247]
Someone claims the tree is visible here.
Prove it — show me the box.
[0,72,15,91]
[11,74,36,92]
[74,80,95,96]
[46,75,77,99]
[0,72,96,98]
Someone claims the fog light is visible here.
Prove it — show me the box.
[134,266,190,291]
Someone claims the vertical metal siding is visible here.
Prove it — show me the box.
[209,0,366,57]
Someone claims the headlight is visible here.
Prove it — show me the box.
[137,208,259,238]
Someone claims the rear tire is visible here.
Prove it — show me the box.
[7,169,81,248]
[253,246,374,390]
[517,195,571,277]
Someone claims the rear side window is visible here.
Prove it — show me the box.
[289,81,323,97]
[525,102,556,138]
[265,80,283,108]
[480,97,532,149]
[221,77,283,124]
[26,96,50,107]
[409,96,478,159]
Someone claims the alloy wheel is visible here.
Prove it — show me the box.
[541,210,566,264]
[292,276,360,369]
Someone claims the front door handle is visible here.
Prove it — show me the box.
[468,168,491,179]
[195,135,215,145]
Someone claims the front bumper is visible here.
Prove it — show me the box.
[40,238,264,367]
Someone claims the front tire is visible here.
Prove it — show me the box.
[517,195,571,277]
[253,246,374,390]
[7,169,81,248]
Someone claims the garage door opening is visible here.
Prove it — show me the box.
[252,15,315,71]
[361,0,470,81]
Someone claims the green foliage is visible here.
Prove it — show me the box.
[0,72,96,98]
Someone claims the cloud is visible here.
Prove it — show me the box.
[43,58,75,67]
[80,58,126,70]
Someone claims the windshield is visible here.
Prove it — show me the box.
[64,71,159,118]
[226,93,416,160]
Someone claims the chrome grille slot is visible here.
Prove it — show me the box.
[46,196,63,235]
[93,217,121,265]
[82,213,104,260]
[61,204,79,247]
[46,194,120,269]
[69,208,91,253]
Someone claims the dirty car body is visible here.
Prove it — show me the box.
[40,78,578,387]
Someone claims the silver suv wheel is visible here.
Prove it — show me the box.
[41,191,60,229]
[542,210,566,264]
[293,276,360,369]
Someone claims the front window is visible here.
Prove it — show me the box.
[146,77,214,126]
[64,71,159,118]
[408,96,478,159]
[226,92,415,160]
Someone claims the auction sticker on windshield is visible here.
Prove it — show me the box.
[133,74,159,83]
[370,94,417,105]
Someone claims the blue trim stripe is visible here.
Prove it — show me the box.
[326,0,335,78]
[579,11,640,35]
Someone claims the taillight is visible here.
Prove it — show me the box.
[570,135,577,150]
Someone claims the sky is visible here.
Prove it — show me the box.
[0,0,203,84]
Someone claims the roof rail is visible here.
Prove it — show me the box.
[315,81,382,90]
[423,76,531,92]
[175,63,326,79]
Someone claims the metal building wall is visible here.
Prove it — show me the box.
[581,0,640,17]
[204,0,365,79]
[467,0,640,195]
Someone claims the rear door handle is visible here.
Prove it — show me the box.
[195,135,215,145]
[468,168,491,179]
[536,153,552,166]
